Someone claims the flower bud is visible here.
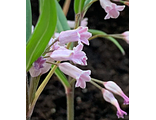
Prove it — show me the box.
[122,31,129,44]
[102,88,127,118]
[103,81,129,105]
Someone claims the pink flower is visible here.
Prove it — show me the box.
[80,18,88,27]
[102,88,127,118]
[48,38,62,51]
[58,62,91,88]
[29,56,51,77]
[50,44,87,65]
[99,0,125,19]
[58,26,92,45]
[103,81,129,105]
[122,31,129,44]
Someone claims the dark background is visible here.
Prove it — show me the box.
[30,0,129,120]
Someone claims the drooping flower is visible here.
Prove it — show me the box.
[50,43,87,65]
[102,88,127,118]
[58,62,91,88]
[58,26,92,46]
[29,56,51,77]
[103,81,129,105]
[99,0,125,19]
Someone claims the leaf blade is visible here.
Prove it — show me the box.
[26,0,57,71]
[54,67,71,88]
[26,0,32,44]
[74,0,85,14]
[56,1,70,33]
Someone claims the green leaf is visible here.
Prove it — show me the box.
[26,0,32,44]
[39,0,44,14]
[88,29,125,55]
[54,67,71,88]
[26,0,57,71]
[74,0,85,14]
[83,0,98,16]
[56,1,70,33]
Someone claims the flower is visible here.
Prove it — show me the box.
[48,37,62,51]
[80,18,88,27]
[58,26,92,45]
[29,56,51,77]
[58,62,91,88]
[76,26,92,45]
[103,81,129,105]
[50,43,87,65]
[122,31,129,44]
[99,0,125,19]
[102,88,127,118]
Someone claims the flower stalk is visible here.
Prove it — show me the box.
[66,78,75,120]
[26,76,29,118]
[28,76,41,104]
[90,79,103,90]
[63,0,71,16]
[27,61,60,119]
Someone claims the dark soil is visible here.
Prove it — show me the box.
[30,0,129,120]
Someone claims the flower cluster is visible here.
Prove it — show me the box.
[29,7,128,117]
[29,26,92,88]
[27,0,129,119]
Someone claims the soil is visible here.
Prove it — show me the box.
[30,0,129,120]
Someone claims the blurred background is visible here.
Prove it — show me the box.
[30,0,129,120]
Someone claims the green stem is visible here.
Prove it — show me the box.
[27,62,59,118]
[28,76,41,104]
[66,79,75,120]
[42,38,58,55]
[90,80,103,90]
[88,33,125,55]
[63,0,71,16]
[74,13,81,29]
[26,75,29,118]
[88,34,124,41]
[91,78,104,85]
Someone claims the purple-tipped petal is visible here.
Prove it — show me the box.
[59,62,91,89]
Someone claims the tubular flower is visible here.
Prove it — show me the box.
[50,43,87,65]
[99,0,125,19]
[58,62,91,88]
[29,56,51,77]
[102,88,127,118]
[58,26,92,46]
[103,81,129,105]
